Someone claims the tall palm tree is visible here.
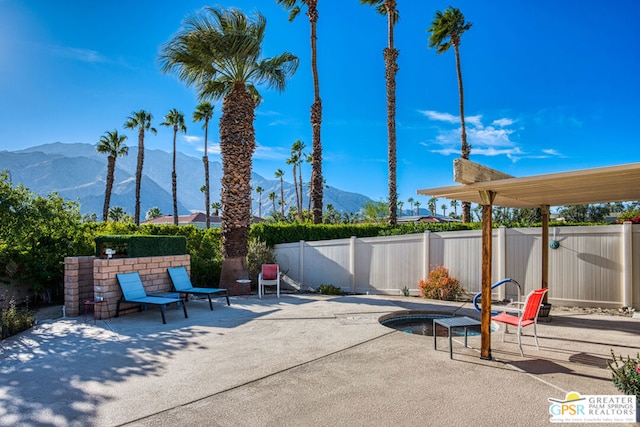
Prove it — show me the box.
[277,0,323,224]
[427,6,472,222]
[450,199,458,217]
[441,203,447,216]
[407,197,414,215]
[428,197,437,216]
[159,6,298,285]
[255,186,264,217]
[291,140,306,218]
[286,151,300,219]
[414,201,421,216]
[361,0,399,225]
[268,191,277,214]
[160,109,187,225]
[96,130,128,222]
[397,200,403,216]
[124,110,156,226]
[274,168,285,215]
[193,102,215,228]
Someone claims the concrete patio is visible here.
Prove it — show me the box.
[1,294,638,426]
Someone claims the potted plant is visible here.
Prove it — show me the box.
[607,350,640,422]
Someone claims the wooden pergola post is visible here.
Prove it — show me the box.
[480,190,495,360]
[541,205,550,303]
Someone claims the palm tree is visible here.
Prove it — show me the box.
[397,200,403,216]
[441,203,447,216]
[277,0,323,224]
[286,151,300,219]
[292,140,306,218]
[274,168,285,215]
[414,200,421,216]
[160,109,187,225]
[427,6,472,222]
[108,206,126,222]
[145,206,163,220]
[159,6,298,285]
[450,199,458,217]
[211,201,222,216]
[428,197,437,216]
[407,197,414,215]
[255,186,264,217]
[96,130,128,222]
[268,191,277,213]
[361,0,399,225]
[193,102,215,228]
[124,110,156,226]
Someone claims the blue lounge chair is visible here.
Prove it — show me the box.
[168,266,230,310]
[116,272,188,324]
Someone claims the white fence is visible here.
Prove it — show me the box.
[274,223,640,309]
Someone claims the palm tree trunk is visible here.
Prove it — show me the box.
[134,129,144,226]
[309,1,323,224]
[298,162,303,219]
[219,82,256,288]
[204,117,210,229]
[292,164,299,217]
[172,128,178,225]
[454,43,471,223]
[279,177,285,215]
[385,0,398,226]
[103,157,115,222]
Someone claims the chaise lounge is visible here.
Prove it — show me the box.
[116,272,188,324]
[167,266,230,310]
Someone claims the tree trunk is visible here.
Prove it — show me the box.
[454,43,471,223]
[204,117,210,229]
[103,156,115,222]
[172,128,178,226]
[134,129,144,226]
[219,82,256,287]
[308,1,323,224]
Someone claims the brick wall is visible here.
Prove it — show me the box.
[64,254,190,320]
[64,256,95,317]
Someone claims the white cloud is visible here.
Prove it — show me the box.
[183,135,202,145]
[421,109,534,161]
[492,118,514,127]
[418,110,459,123]
[50,45,107,63]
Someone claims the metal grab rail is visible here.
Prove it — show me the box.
[473,278,522,315]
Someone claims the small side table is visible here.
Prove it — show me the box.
[235,279,251,296]
[433,316,481,359]
[84,299,110,324]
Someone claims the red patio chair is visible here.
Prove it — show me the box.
[258,264,280,298]
[491,288,548,356]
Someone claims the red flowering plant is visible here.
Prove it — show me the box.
[608,350,640,399]
[418,266,463,301]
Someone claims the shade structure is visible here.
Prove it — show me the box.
[416,159,640,360]
[418,162,640,208]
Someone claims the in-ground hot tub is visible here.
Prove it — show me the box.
[379,310,495,336]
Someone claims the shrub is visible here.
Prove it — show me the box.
[418,266,463,301]
[318,284,342,295]
[1,297,35,339]
[246,238,277,288]
[607,349,640,399]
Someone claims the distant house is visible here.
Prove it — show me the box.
[397,215,462,224]
[142,212,265,229]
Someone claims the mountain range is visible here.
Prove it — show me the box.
[0,142,373,218]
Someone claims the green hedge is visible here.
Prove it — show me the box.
[95,235,187,258]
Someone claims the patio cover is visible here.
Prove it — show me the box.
[418,160,640,208]
[417,159,640,359]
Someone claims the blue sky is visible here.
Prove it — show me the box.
[1,0,639,206]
